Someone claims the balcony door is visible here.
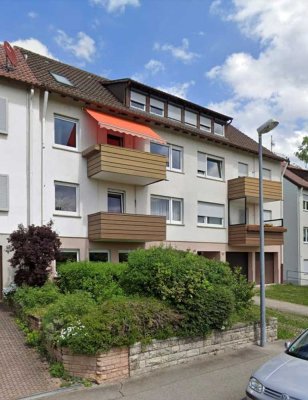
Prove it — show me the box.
[107,134,123,147]
[108,191,124,213]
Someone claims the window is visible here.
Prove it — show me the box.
[304,228,308,243]
[0,97,8,134]
[151,196,183,224]
[229,198,246,225]
[119,251,131,263]
[168,104,182,121]
[262,168,271,180]
[54,116,77,148]
[150,142,183,172]
[238,162,248,177]
[56,250,79,265]
[0,175,9,211]
[200,115,211,132]
[108,191,124,213]
[130,91,146,111]
[303,195,308,211]
[214,122,224,136]
[303,260,308,273]
[89,251,110,262]
[107,134,123,147]
[55,182,78,215]
[198,201,224,227]
[184,110,197,126]
[50,72,73,86]
[150,98,164,116]
[197,152,223,180]
[264,210,272,222]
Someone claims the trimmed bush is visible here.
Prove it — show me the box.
[57,262,126,301]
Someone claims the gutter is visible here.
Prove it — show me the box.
[26,87,35,226]
[41,90,49,225]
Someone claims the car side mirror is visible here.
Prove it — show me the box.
[285,341,291,349]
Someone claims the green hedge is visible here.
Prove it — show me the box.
[57,262,126,301]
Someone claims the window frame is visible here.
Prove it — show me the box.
[214,122,225,136]
[130,90,146,111]
[0,97,8,135]
[304,227,308,244]
[238,162,249,177]
[150,142,183,172]
[197,201,225,228]
[118,250,132,263]
[151,195,183,225]
[89,250,110,262]
[50,72,74,86]
[197,152,224,180]
[56,249,80,265]
[184,110,197,127]
[303,195,308,211]
[0,174,9,211]
[150,97,164,116]
[107,190,125,213]
[262,168,272,180]
[54,115,79,151]
[200,115,211,132]
[54,181,79,217]
[167,104,182,122]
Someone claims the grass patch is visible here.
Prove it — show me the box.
[256,284,308,306]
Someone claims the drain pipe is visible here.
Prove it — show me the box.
[26,88,35,226]
[41,90,49,225]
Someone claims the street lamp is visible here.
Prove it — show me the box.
[257,119,279,347]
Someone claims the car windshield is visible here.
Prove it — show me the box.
[286,330,308,360]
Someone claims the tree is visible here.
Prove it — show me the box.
[7,221,61,287]
[295,136,308,167]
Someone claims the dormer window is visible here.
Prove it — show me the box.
[184,110,197,127]
[214,121,225,136]
[50,72,73,86]
[168,104,181,121]
[150,98,164,116]
[200,115,211,132]
[130,91,146,111]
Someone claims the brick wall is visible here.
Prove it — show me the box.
[129,319,278,377]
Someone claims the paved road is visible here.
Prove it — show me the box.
[253,295,308,316]
[38,341,284,400]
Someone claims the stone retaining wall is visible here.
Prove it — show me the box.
[129,319,277,377]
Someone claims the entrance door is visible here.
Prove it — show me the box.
[226,252,248,279]
[255,253,275,284]
[107,134,123,147]
[0,246,2,301]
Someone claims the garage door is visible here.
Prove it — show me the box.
[255,253,274,284]
[226,252,248,279]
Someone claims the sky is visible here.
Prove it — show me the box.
[0,0,307,163]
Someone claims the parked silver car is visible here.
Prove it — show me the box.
[246,329,308,400]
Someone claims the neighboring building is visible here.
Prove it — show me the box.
[284,164,308,284]
[0,44,286,295]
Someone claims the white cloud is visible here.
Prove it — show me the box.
[55,30,96,62]
[144,59,165,75]
[89,0,140,13]
[155,38,200,64]
[11,38,55,59]
[27,11,38,19]
[206,0,308,161]
[156,81,195,100]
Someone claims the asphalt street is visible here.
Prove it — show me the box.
[33,340,284,400]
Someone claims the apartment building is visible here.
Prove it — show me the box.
[0,44,286,294]
[284,165,308,284]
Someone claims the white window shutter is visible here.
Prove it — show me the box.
[198,202,224,218]
[131,91,146,104]
[0,175,9,211]
[0,97,8,134]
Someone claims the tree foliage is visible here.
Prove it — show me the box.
[295,136,308,166]
[7,222,61,287]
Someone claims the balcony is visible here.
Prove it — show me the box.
[228,222,286,246]
[88,212,166,242]
[228,177,282,202]
[83,144,167,186]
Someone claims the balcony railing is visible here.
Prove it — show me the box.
[228,177,282,202]
[82,144,167,186]
[228,219,286,246]
[88,212,166,242]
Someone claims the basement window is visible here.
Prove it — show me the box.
[50,72,74,86]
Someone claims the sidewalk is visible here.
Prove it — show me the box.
[0,303,60,400]
[253,295,308,316]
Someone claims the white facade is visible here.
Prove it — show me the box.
[0,78,284,290]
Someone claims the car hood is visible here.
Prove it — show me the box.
[254,353,308,399]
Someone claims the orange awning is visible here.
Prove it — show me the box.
[85,108,166,144]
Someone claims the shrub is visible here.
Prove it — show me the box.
[44,296,181,355]
[57,262,126,301]
[7,221,61,286]
[13,282,61,316]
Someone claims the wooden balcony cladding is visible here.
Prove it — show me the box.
[228,224,287,247]
[88,212,166,242]
[228,177,282,202]
[82,144,167,186]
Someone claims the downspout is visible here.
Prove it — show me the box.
[298,187,303,284]
[41,90,49,225]
[26,88,35,226]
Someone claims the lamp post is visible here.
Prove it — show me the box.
[257,119,279,347]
